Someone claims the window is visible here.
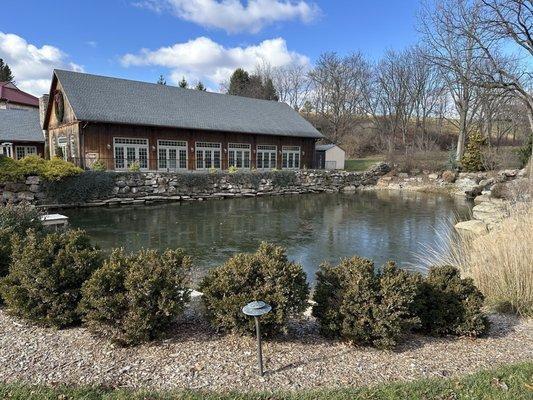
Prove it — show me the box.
[157,140,187,171]
[195,142,221,170]
[15,146,37,160]
[57,136,68,160]
[113,137,149,171]
[282,146,300,169]
[256,145,277,170]
[228,143,251,170]
[0,143,13,158]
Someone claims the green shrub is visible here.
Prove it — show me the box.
[0,156,24,182]
[80,248,191,346]
[128,162,141,172]
[90,159,107,171]
[461,132,485,172]
[199,242,309,336]
[0,229,101,327]
[313,257,421,349]
[228,166,238,174]
[0,155,82,183]
[0,202,44,279]
[43,171,116,204]
[413,265,489,337]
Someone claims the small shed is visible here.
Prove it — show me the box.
[315,144,345,170]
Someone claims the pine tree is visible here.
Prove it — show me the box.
[157,75,166,85]
[262,78,279,101]
[227,68,250,96]
[178,77,188,88]
[461,131,486,172]
[0,59,14,82]
[195,81,206,91]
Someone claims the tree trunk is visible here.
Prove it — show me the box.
[456,107,468,162]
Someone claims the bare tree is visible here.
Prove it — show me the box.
[458,0,533,175]
[271,64,311,110]
[419,0,485,161]
[308,52,371,143]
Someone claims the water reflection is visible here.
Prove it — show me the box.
[63,191,472,285]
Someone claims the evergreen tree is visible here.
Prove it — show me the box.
[263,78,279,101]
[157,75,166,85]
[178,77,188,88]
[195,81,206,91]
[227,68,250,96]
[0,59,14,82]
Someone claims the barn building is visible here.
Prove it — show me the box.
[0,109,45,159]
[0,82,39,110]
[42,70,322,171]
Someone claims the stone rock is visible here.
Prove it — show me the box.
[455,177,478,195]
[472,201,509,225]
[455,220,488,236]
[342,185,356,193]
[428,173,439,180]
[473,194,491,205]
[398,172,409,178]
[25,175,40,185]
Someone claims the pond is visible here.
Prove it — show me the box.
[63,191,472,285]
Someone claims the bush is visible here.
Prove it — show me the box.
[0,155,82,183]
[80,248,191,346]
[461,132,485,172]
[43,171,116,204]
[128,162,141,172]
[90,159,107,171]
[0,229,101,327]
[312,257,421,349]
[414,265,489,337]
[199,242,309,336]
[0,202,44,279]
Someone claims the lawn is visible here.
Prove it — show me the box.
[344,157,384,172]
[1,362,531,400]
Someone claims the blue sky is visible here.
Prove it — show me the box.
[1,0,421,95]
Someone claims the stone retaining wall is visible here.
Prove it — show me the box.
[0,163,392,208]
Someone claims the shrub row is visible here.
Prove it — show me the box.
[0,206,489,347]
[0,155,82,183]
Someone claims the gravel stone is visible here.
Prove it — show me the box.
[0,309,531,391]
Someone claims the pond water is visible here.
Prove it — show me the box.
[63,191,472,285]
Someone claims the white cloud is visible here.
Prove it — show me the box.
[121,36,309,88]
[0,31,83,96]
[134,0,320,33]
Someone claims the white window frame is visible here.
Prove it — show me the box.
[157,140,188,171]
[282,146,301,170]
[113,137,150,171]
[0,142,13,158]
[256,145,277,170]
[56,136,68,160]
[15,145,37,160]
[228,143,251,170]
[195,142,221,170]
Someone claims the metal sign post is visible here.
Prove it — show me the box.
[242,300,272,376]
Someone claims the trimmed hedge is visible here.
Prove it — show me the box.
[199,242,309,337]
[43,171,116,204]
[0,229,101,327]
[80,248,191,346]
[413,265,489,337]
[0,155,82,183]
[313,257,421,349]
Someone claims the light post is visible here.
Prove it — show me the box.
[242,300,272,376]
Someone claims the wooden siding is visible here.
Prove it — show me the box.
[79,122,316,171]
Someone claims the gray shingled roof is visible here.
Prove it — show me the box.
[53,70,323,139]
[0,109,44,143]
[316,144,337,151]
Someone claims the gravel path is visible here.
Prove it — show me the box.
[0,308,531,392]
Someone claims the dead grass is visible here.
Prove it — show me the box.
[419,203,533,317]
